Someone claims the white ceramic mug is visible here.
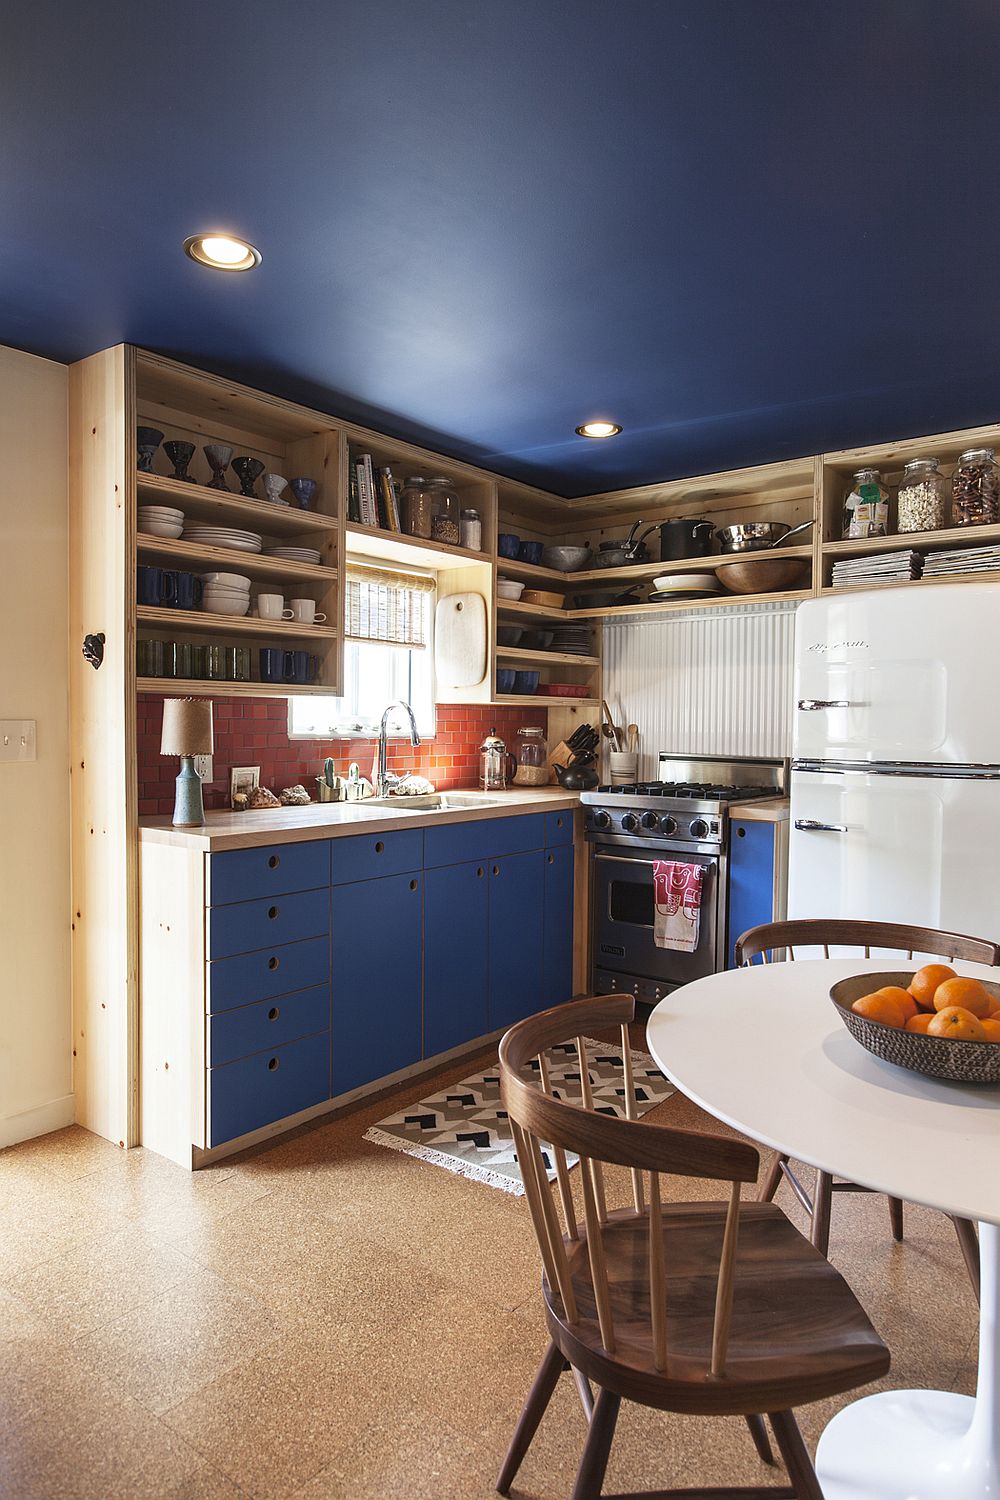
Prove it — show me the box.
[257,593,294,620]
[289,598,326,624]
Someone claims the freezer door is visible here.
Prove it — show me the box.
[788,768,1000,943]
[792,587,1000,765]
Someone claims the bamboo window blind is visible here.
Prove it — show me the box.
[345,562,435,648]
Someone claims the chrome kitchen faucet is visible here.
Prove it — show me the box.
[375,700,421,798]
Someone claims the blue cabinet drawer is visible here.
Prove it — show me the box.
[423,813,545,869]
[208,887,330,961]
[329,828,423,885]
[728,821,777,969]
[208,935,330,1013]
[545,809,575,847]
[208,840,330,906]
[208,1030,331,1146]
[209,983,331,1068]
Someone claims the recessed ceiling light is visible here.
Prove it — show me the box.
[183,233,261,272]
[575,420,622,439]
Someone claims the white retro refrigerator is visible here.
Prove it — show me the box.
[788,583,1000,941]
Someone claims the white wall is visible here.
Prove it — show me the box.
[0,345,72,1148]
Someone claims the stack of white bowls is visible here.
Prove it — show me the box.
[200,572,251,616]
[138,504,184,538]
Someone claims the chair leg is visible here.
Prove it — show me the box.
[887,1195,904,1242]
[951,1215,981,1303]
[758,1151,787,1203]
[744,1412,775,1465]
[810,1169,833,1256]
[571,1387,621,1500]
[496,1340,564,1495]
[768,1410,824,1500]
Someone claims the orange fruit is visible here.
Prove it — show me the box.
[876,986,919,1023]
[932,977,993,1018]
[908,963,956,1009]
[980,1018,1000,1043]
[905,1013,935,1034]
[927,1006,987,1041]
[852,991,906,1028]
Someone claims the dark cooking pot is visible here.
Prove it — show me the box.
[658,517,715,561]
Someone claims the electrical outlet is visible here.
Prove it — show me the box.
[0,720,36,761]
[194,754,213,781]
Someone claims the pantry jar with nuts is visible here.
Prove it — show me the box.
[428,475,461,546]
[897,456,949,533]
[952,447,1000,526]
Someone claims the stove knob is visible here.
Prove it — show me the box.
[689,818,710,840]
[659,815,678,836]
[621,812,639,833]
[640,812,659,831]
[592,810,612,830]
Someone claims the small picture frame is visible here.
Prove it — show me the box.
[230,765,260,808]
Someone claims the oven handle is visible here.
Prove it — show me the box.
[593,853,717,871]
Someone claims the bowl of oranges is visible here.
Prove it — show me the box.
[830,966,1000,1084]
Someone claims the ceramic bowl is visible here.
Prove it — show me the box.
[199,572,252,588]
[830,972,1000,1084]
[138,521,183,538]
[520,629,555,650]
[497,533,522,559]
[496,668,517,693]
[201,595,250,616]
[513,670,539,694]
[497,579,525,600]
[496,626,524,646]
[519,540,544,565]
[541,545,591,572]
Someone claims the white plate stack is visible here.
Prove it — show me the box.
[183,524,263,554]
[138,504,184,538]
[200,572,251,615]
[264,545,323,565]
[649,571,722,602]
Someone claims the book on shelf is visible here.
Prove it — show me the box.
[347,461,361,523]
[355,454,377,527]
[379,465,400,532]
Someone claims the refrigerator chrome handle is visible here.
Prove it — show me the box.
[797,698,850,711]
[794,818,848,834]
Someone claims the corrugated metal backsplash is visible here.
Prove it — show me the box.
[603,601,796,775]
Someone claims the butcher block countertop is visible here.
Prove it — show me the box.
[139,786,582,852]
[728,796,789,823]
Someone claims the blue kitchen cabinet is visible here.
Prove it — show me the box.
[728,819,780,968]
[488,849,546,1032]
[542,844,575,1008]
[331,869,423,1095]
[423,860,490,1057]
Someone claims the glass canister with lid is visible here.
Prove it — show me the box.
[952,448,1000,526]
[897,456,949,533]
[428,475,461,546]
[400,475,433,539]
[513,724,549,786]
[842,468,891,538]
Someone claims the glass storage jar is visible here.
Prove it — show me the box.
[897,456,949,533]
[952,447,1000,526]
[842,468,891,538]
[513,725,549,786]
[400,475,433,539]
[428,475,461,546]
[460,507,482,551]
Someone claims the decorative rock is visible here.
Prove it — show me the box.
[279,784,312,805]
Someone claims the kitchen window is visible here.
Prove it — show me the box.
[289,563,436,739]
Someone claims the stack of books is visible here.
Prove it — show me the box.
[922,544,1000,578]
[830,551,923,589]
[348,450,401,531]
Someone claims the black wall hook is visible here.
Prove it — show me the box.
[82,632,105,670]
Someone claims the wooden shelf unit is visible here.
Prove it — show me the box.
[495,646,600,667]
[345,522,489,571]
[136,472,335,535]
[136,532,337,585]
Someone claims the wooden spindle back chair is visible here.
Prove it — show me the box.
[497,995,890,1500]
[736,918,999,1295]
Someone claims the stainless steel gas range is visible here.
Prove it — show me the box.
[582,754,786,1004]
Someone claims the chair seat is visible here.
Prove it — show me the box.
[545,1201,889,1416]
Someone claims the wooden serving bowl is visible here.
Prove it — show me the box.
[715,557,810,594]
[830,971,1000,1084]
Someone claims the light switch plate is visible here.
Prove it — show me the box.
[194,754,213,782]
[0,720,37,761]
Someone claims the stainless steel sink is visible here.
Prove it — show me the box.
[362,792,505,811]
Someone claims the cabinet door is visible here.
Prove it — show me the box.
[542,844,575,1008]
[488,850,545,1032]
[728,821,776,968]
[331,871,423,1096]
[424,860,489,1058]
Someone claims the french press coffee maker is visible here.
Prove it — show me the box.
[480,727,514,792]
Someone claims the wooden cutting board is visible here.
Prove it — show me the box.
[435,592,487,688]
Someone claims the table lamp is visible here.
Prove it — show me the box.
[160,698,214,826]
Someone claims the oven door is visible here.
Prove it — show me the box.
[591,846,722,989]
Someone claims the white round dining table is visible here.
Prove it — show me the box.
[646,956,1000,1500]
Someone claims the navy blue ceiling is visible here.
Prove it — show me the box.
[2,1,999,497]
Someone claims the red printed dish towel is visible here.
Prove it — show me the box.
[652,860,704,952]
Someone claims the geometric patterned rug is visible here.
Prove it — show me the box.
[363,1040,674,1195]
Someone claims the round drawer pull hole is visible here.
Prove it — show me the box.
[268,906,279,920]
[268,1007,279,1021]
[737,827,746,838]
[268,1057,279,1072]
[548,854,554,864]
[492,865,500,877]
[409,879,418,891]
[268,956,280,971]
[268,855,280,869]
[477,867,484,878]
[375,841,384,854]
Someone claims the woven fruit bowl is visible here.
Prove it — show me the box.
[830,972,1000,1084]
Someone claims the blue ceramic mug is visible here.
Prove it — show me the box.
[259,647,294,683]
[137,565,177,607]
[171,571,203,610]
[285,650,319,685]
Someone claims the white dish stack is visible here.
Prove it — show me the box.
[184,524,263,554]
[199,572,251,616]
[138,504,184,538]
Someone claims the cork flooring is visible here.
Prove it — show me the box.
[0,1042,981,1500]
